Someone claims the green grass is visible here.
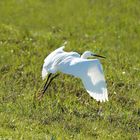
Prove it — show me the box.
[0,0,140,139]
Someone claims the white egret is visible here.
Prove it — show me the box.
[39,46,108,102]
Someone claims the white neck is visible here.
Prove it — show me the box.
[81,52,92,59]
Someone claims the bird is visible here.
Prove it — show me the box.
[38,45,108,102]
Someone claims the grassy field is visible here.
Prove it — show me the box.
[0,0,140,139]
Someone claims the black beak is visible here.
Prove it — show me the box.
[92,54,106,59]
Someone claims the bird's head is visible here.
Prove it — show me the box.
[81,51,105,59]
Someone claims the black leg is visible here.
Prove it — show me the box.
[42,74,59,95]
[43,73,52,90]
[38,73,59,100]
[37,73,52,100]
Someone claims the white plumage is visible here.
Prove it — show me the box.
[42,46,108,102]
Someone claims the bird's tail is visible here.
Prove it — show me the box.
[42,68,48,80]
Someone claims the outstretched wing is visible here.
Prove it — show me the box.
[80,59,108,102]
[58,57,108,102]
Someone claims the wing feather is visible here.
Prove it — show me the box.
[80,59,108,102]
[58,58,108,102]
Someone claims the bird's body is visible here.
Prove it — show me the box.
[42,46,108,102]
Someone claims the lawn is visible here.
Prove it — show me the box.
[0,0,140,139]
